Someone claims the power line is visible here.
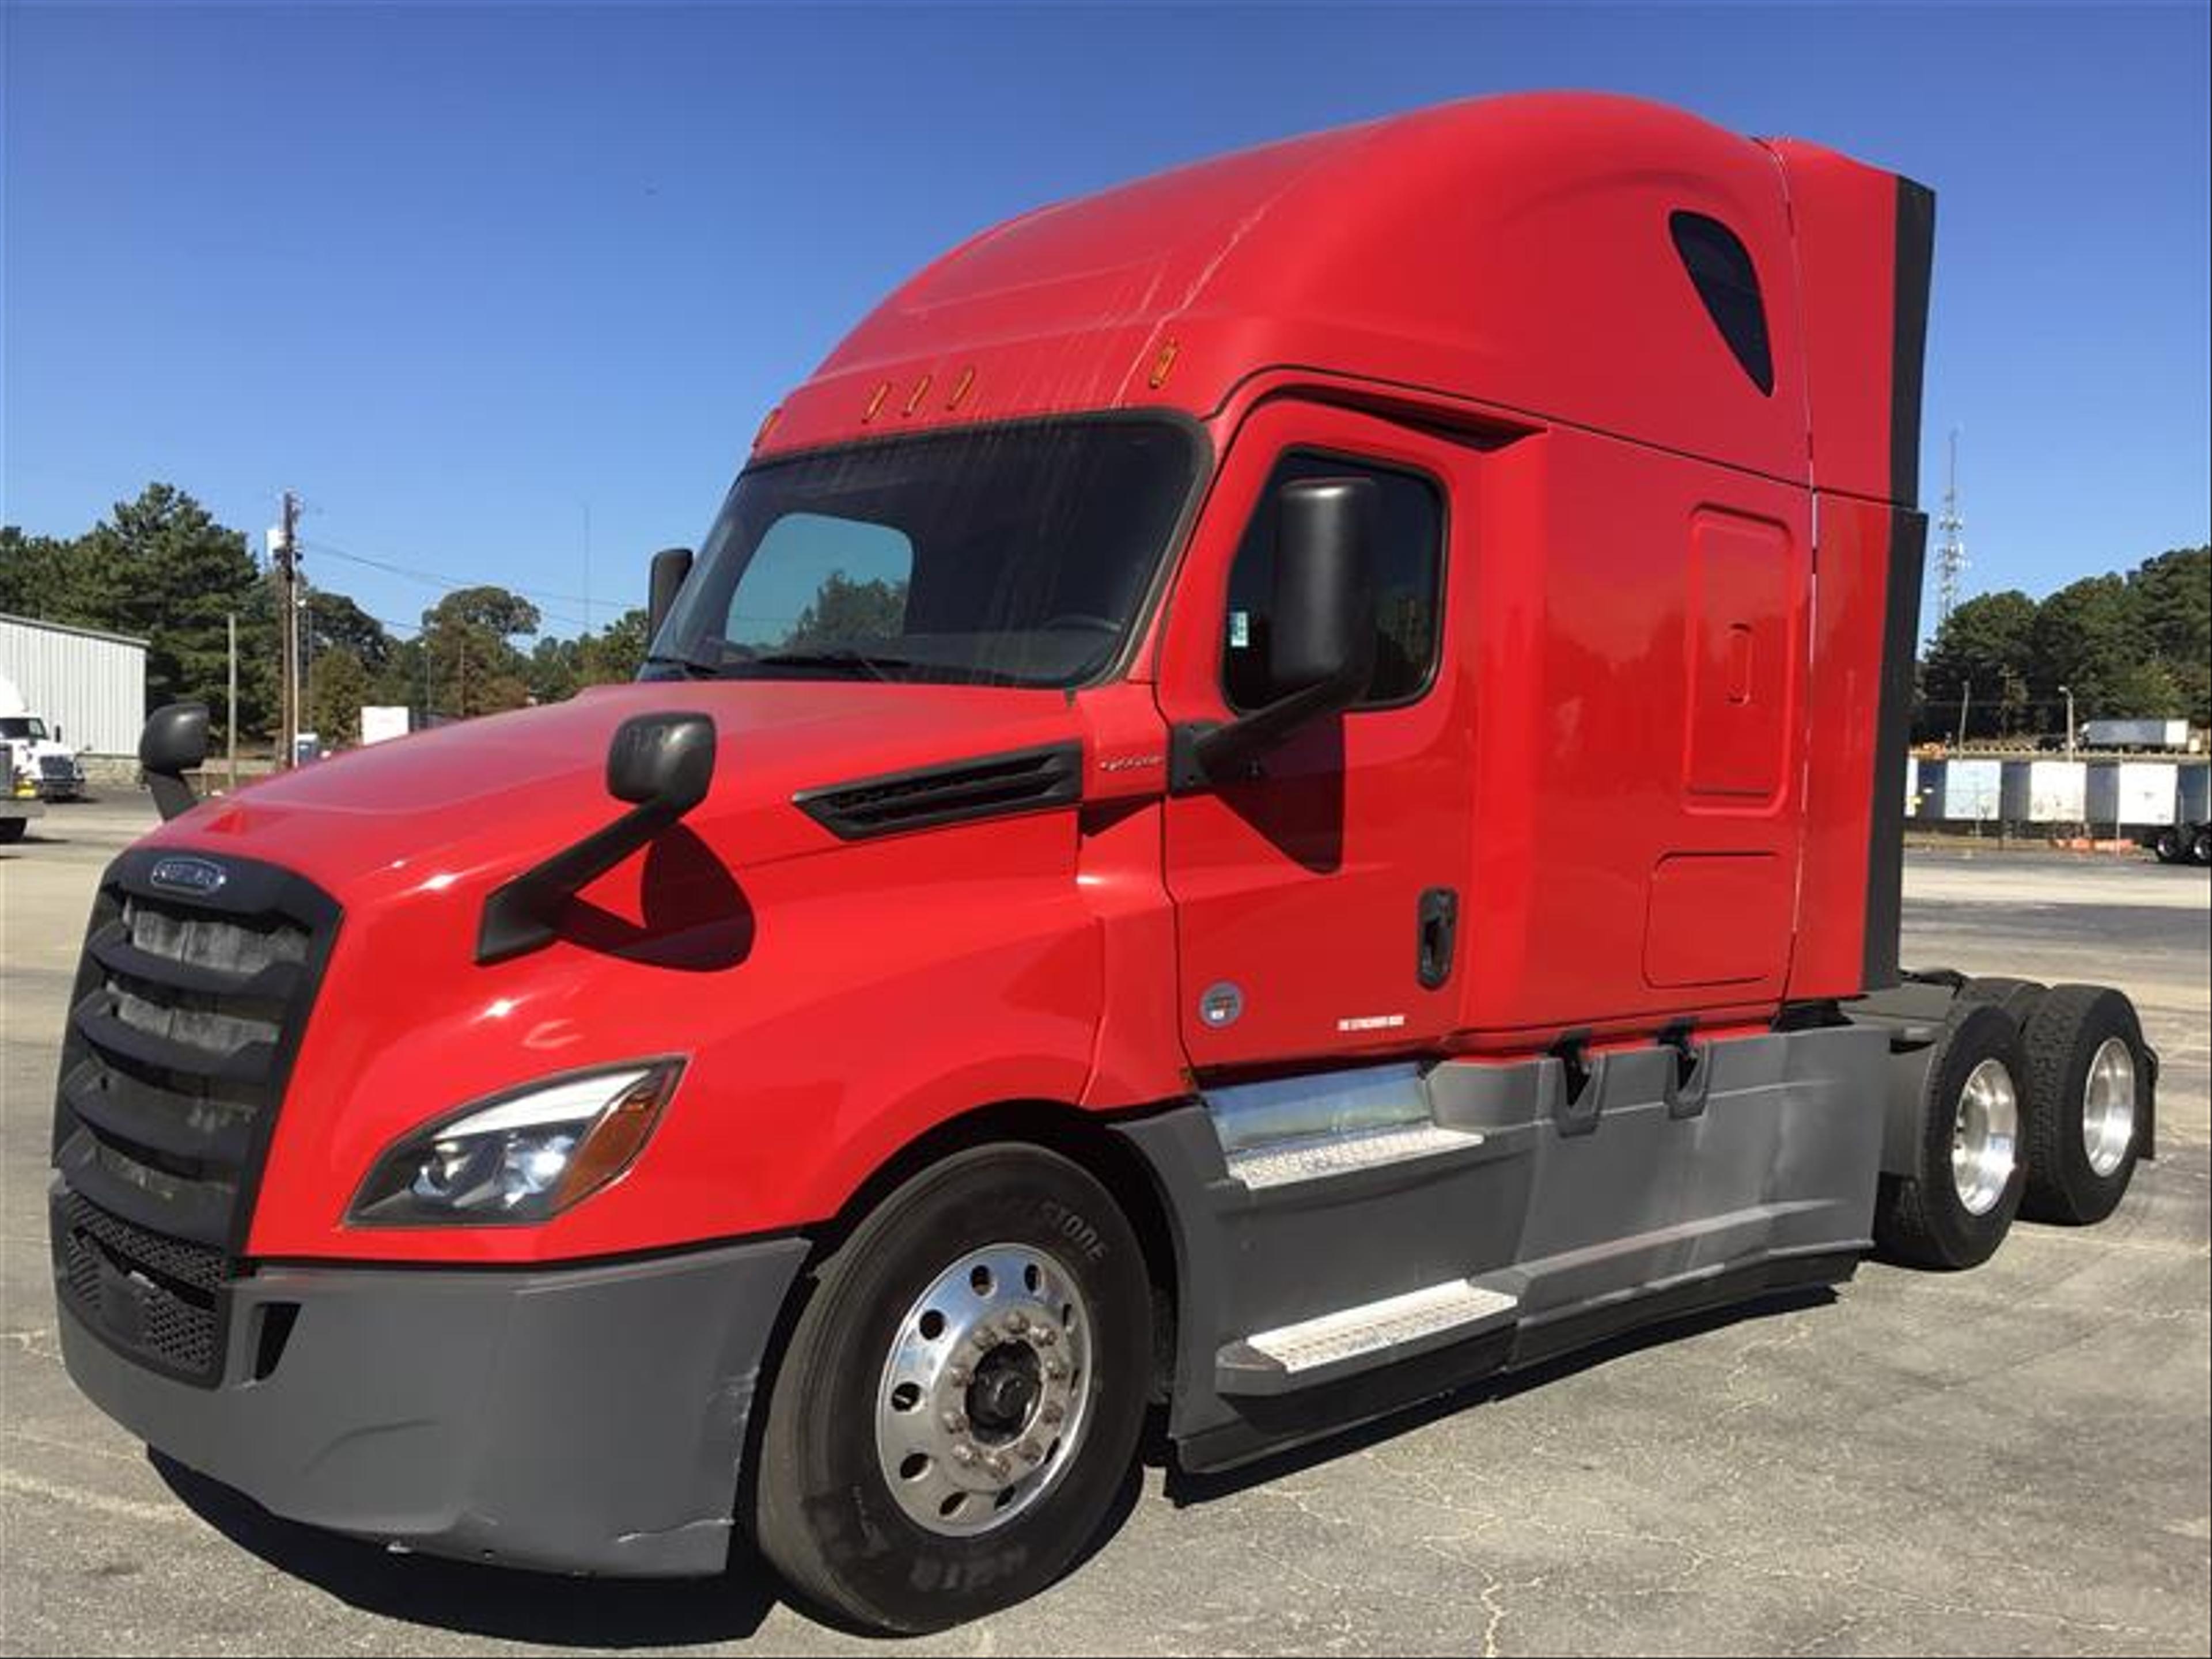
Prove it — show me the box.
[299,535,600,631]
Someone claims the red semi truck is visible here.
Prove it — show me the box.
[51,94,2156,1632]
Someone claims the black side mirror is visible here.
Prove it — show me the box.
[1172,478,1378,791]
[478,712,718,963]
[647,547,694,642]
[139,703,210,820]
[607,710,716,810]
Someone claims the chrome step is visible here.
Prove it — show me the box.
[1225,1122,1483,1190]
[1243,1279,1519,1376]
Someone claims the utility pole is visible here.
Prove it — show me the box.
[272,492,301,768]
[1956,680,1972,751]
[226,612,239,793]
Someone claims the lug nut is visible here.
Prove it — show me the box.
[946,1365,970,1387]
[1036,1327,1058,1347]
[1040,1402,1066,1426]
[950,1443,978,1466]
[1018,1440,1044,1463]
[971,1325,997,1350]
[941,1411,968,1435]
[1044,1359,1068,1381]
[1006,1310,1029,1334]
[984,1453,1012,1480]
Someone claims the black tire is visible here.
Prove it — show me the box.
[752,1143,1152,1634]
[1873,1002,2028,1270]
[2019,985,2147,1226]
[2194,827,2212,867]
[0,817,25,844]
[1956,975,2046,1029]
[2152,828,2183,864]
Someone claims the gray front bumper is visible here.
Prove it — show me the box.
[56,1219,810,1577]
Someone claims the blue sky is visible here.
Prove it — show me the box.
[5,2,2207,646]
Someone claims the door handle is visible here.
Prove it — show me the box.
[1418,887,1459,990]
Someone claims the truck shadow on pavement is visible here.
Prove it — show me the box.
[149,1453,785,1647]
[148,1289,1827,1643]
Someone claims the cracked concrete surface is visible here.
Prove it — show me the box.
[3,805,2206,1656]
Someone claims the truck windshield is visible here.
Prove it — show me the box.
[1,717,48,741]
[646,419,1201,689]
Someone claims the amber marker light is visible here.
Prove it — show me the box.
[1147,338,1180,389]
[863,381,893,422]
[902,374,934,416]
[946,365,977,410]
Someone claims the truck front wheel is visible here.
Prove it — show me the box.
[1874,1003,2027,1270]
[2020,986,2147,1225]
[752,1143,1152,1634]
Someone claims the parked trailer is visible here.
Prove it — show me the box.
[48,95,2158,1634]
[2081,718,2193,752]
[2088,760,2181,832]
[1999,759,2087,825]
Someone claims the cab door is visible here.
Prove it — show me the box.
[1157,401,1475,1073]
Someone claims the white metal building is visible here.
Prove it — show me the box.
[0,612,149,756]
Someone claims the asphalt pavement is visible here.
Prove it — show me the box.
[3,798,2206,1656]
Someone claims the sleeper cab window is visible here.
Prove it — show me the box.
[1222,452,1445,713]
[1670,210,1774,395]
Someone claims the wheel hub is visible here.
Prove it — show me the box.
[2082,1036,2137,1178]
[874,1243,1093,1536]
[1951,1056,2020,1216]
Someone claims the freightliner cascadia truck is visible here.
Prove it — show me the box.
[51,94,2158,1632]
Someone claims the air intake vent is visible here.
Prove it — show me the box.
[796,742,1083,840]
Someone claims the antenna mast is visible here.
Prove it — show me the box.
[1934,430,1967,630]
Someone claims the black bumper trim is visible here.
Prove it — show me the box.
[55,1211,811,1578]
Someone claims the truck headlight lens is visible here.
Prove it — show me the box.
[349,1060,683,1226]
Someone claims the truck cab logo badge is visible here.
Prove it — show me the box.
[149,856,227,897]
[1199,982,1244,1029]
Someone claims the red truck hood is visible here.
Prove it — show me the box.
[147,680,1086,904]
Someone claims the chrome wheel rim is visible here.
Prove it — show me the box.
[874,1243,1094,1537]
[2082,1037,2137,1178]
[1951,1058,2020,1217]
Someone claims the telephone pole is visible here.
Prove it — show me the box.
[272,492,301,768]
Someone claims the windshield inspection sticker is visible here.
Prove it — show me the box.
[1228,610,1251,649]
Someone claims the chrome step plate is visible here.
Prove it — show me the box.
[1225,1123,1482,1190]
[1245,1280,1520,1374]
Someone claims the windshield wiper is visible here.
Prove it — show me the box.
[747,647,914,681]
[643,650,721,680]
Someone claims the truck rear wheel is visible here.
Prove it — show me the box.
[2152,827,2184,863]
[2194,826,2212,866]
[2019,986,2146,1226]
[752,1143,1152,1634]
[1874,1003,2027,1270]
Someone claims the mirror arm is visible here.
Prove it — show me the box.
[1168,672,1359,796]
[475,798,688,964]
[147,769,199,823]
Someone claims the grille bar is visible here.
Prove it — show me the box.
[59,1058,256,1168]
[88,918,304,1002]
[72,996,278,1085]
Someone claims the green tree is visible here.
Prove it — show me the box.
[526,635,582,704]
[786,571,909,650]
[305,647,372,748]
[76,486,271,726]
[1922,590,2038,740]
[0,527,90,619]
[2031,574,2142,719]
[419,586,539,719]
[578,607,650,685]
[305,590,395,678]
[2130,546,2210,726]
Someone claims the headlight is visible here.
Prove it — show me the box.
[348,1060,684,1227]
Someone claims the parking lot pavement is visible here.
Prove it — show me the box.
[4,802,2207,1657]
